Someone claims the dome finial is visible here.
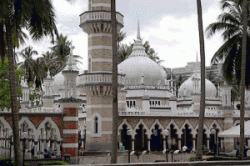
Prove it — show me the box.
[137,20,141,40]
[47,69,51,79]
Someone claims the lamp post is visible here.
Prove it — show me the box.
[211,128,216,157]
[163,129,169,162]
[127,130,132,163]
[22,132,27,166]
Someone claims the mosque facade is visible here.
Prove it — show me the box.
[1,0,250,161]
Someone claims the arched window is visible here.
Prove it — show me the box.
[94,117,98,134]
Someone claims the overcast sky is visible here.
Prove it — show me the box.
[17,0,224,73]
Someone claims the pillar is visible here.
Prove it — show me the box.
[34,141,38,158]
[178,138,181,150]
[163,139,166,150]
[59,98,81,164]
[207,138,210,150]
[132,139,135,151]
[147,139,151,151]
[192,139,196,151]
[56,141,61,157]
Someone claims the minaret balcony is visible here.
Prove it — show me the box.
[80,11,124,27]
[78,73,125,86]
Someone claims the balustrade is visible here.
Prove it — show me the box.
[80,11,123,25]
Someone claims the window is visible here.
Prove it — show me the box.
[149,100,161,106]
[126,100,136,108]
[94,117,98,134]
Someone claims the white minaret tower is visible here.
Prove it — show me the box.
[62,45,79,98]
[79,0,124,151]
[42,69,55,107]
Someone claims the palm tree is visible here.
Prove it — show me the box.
[196,0,206,160]
[206,0,250,87]
[18,46,37,83]
[111,0,118,163]
[144,41,163,64]
[51,33,71,72]
[117,44,132,63]
[239,0,248,159]
[0,0,58,165]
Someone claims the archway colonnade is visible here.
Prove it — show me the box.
[118,119,223,152]
[0,117,62,159]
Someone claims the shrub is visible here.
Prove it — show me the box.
[188,155,195,161]
[206,156,240,161]
[37,161,68,165]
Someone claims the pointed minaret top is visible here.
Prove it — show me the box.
[137,20,141,40]
[47,69,51,79]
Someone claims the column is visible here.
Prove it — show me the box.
[178,139,181,150]
[132,139,135,151]
[34,141,38,158]
[163,139,166,150]
[147,139,151,152]
[11,143,14,158]
[56,141,61,157]
[59,99,80,164]
[207,138,210,150]
[192,139,196,151]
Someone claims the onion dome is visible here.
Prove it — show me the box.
[178,58,217,98]
[118,22,166,86]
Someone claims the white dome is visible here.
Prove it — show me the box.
[118,55,166,86]
[51,71,65,94]
[178,73,217,98]
[118,24,166,87]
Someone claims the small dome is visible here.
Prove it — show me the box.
[178,73,217,98]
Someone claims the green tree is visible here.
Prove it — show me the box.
[196,0,206,160]
[0,57,23,108]
[206,0,250,87]
[0,0,58,165]
[18,46,37,83]
[144,41,163,64]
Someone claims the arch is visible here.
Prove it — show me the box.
[233,120,240,127]
[134,119,150,137]
[208,120,222,135]
[179,119,195,136]
[0,117,12,133]
[166,119,180,136]
[149,119,164,136]
[118,119,133,135]
[19,117,37,138]
[37,117,61,141]
[194,123,209,136]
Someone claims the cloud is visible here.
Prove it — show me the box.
[122,0,224,69]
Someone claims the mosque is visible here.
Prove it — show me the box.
[1,0,250,162]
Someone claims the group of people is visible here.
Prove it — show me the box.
[236,142,248,157]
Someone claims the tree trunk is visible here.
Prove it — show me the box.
[196,0,206,160]
[239,0,248,159]
[6,18,22,166]
[111,0,118,163]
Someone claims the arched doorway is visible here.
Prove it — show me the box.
[150,124,163,151]
[135,124,148,151]
[166,124,178,150]
[181,124,193,150]
[120,124,131,150]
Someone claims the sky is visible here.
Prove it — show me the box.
[17,0,224,73]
